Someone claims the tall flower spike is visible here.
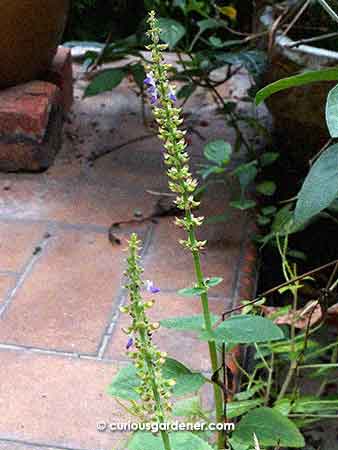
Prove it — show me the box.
[121,233,175,423]
[145,12,225,449]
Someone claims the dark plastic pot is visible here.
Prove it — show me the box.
[260,6,338,160]
[0,0,70,89]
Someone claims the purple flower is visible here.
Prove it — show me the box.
[146,280,160,294]
[144,72,159,105]
[126,336,134,350]
[169,89,177,102]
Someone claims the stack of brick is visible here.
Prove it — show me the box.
[0,47,73,172]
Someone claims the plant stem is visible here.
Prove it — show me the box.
[277,359,297,401]
[188,227,225,449]
[139,328,172,450]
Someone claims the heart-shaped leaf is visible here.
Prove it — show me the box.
[295,144,338,225]
[233,407,305,447]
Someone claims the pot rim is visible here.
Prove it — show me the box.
[260,6,338,67]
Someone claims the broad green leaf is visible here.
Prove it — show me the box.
[130,63,146,89]
[230,199,257,210]
[261,205,277,216]
[216,50,266,81]
[108,364,139,401]
[234,383,264,401]
[205,212,230,224]
[293,396,338,413]
[177,83,196,99]
[160,314,219,332]
[205,277,223,287]
[199,315,284,344]
[260,152,279,167]
[163,358,206,396]
[108,358,206,401]
[273,398,292,416]
[204,140,232,165]
[173,396,200,416]
[158,18,186,50]
[129,431,213,450]
[233,161,258,190]
[255,66,338,105]
[84,68,125,97]
[233,407,305,447]
[178,286,206,297]
[295,144,338,224]
[326,84,338,137]
[228,399,264,419]
[256,181,276,196]
[197,18,220,33]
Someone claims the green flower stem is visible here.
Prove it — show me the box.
[138,327,172,450]
[189,227,225,439]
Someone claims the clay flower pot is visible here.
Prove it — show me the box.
[0,0,70,89]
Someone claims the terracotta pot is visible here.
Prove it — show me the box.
[0,0,69,89]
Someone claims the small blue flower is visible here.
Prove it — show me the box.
[144,72,159,105]
[169,89,177,102]
[146,280,160,294]
[126,336,134,350]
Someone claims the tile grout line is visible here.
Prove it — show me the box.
[0,436,104,450]
[0,231,52,318]
[96,223,155,359]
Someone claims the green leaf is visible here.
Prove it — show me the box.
[255,66,338,105]
[261,205,277,216]
[260,152,279,167]
[199,315,284,344]
[233,161,258,190]
[293,396,338,414]
[205,277,223,287]
[130,63,146,89]
[108,364,139,401]
[160,314,219,332]
[197,18,221,33]
[204,140,232,165]
[177,83,196,99]
[163,358,206,396]
[234,383,265,401]
[228,399,264,419]
[205,212,230,224]
[178,286,206,297]
[230,199,256,210]
[233,407,305,447]
[84,68,125,97]
[129,431,214,450]
[173,396,200,416]
[326,84,338,137]
[273,398,292,416]
[108,358,206,401]
[158,18,186,50]
[216,50,267,81]
[295,144,338,224]
[256,181,276,196]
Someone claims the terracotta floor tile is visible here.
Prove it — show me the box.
[0,222,45,272]
[0,276,15,306]
[143,216,244,298]
[0,228,146,353]
[0,350,130,450]
[106,292,232,371]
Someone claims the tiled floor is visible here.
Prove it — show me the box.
[0,64,260,450]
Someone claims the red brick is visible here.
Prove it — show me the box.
[0,81,60,141]
[0,81,63,172]
[44,47,74,113]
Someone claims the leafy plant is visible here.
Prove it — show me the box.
[104,13,338,450]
